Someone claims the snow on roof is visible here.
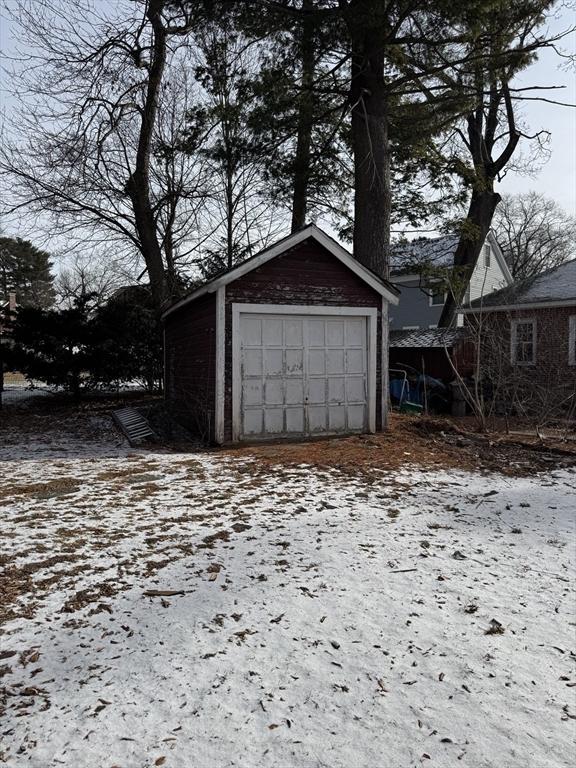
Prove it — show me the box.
[390,235,460,273]
[466,258,576,310]
[389,327,467,349]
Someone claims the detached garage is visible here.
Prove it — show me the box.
[162,224,399,444]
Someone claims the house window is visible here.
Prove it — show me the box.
[569,316,576,366]
[511,318,536,365]
[484,243,491,267]
[429,286,446,306]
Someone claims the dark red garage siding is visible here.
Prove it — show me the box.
[164,292,216,441]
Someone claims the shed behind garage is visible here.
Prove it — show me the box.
[163,225,399,444]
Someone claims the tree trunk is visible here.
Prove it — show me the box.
[226,160,235,269]
[126,0,171,310]
[438,187,501,327]
[345,7,391,279]
[291,0,315,232]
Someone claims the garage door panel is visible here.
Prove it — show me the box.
[243,409,263,435]
[328,405,346,431]
[263,318,283,346]
[239,312,370,440]
[326,320,345,346]
[285,319,303,347]
[346,376,365,403]
[265,349,283,375]
[308,378,326,404]
[308,405,327,432]
[286,379,304,404]
[286,349,304,375]
[286,407,304,433]
[328,377,345,403]
[244,348,263,376]
[309,319,325,347]
[243,379,263,407]
[346,348,364,374]
[242,316,262,346]
[265,379,284,406]
[347,404,366,430]
[309,349,325,375]
[326,349,345,374]
[346,318,365,346]
[264,408,284,434]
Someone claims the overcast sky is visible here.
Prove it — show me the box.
[494,5,576,214]
[0,0,575,234]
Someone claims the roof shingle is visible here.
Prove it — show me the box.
[465,258,576,310]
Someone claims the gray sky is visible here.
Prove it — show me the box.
[0,0,575,230]
[495,6,576,214]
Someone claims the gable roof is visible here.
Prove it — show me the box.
[162,224,399,319]
[391,234,460,272]
[390,231,513,285]
[463,258,576,312]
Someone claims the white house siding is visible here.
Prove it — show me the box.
[390,235,512,330]
[467,241,509,303]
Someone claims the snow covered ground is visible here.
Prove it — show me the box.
[1,415,575,768]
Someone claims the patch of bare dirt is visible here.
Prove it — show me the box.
[224,414,576,480]
[0,478,80,501]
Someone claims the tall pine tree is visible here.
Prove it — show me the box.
[0,236,55,309]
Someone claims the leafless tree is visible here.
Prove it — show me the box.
[0,0,203,309]
[493,192,576,279]
[55,252,135,310]
[434,2,573,325]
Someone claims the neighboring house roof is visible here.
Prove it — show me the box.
[390,231,513,285]
[162,224,400,319]
[391,234,460,273]
[390,327,467,349]
[463,258,576,312]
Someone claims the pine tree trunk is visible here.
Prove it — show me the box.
[291,0,315,232]
[346,12,391,279]
[350,82,390,278]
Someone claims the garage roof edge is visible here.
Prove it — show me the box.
[162,225,400,319]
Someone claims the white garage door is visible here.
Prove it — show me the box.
[238,312,371,439]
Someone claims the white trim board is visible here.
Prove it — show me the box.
[214,286,226,444]
[569,315,576,367]
[162,225,399,319]
[231,303,378,443]
[381,297,389,430]
[486,230,514,285]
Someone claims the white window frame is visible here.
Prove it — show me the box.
[231,303,378,442]
[511,318,536,366]
[569,315,576,366]
[428,287,447,307]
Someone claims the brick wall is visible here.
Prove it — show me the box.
[468,304,576,418]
